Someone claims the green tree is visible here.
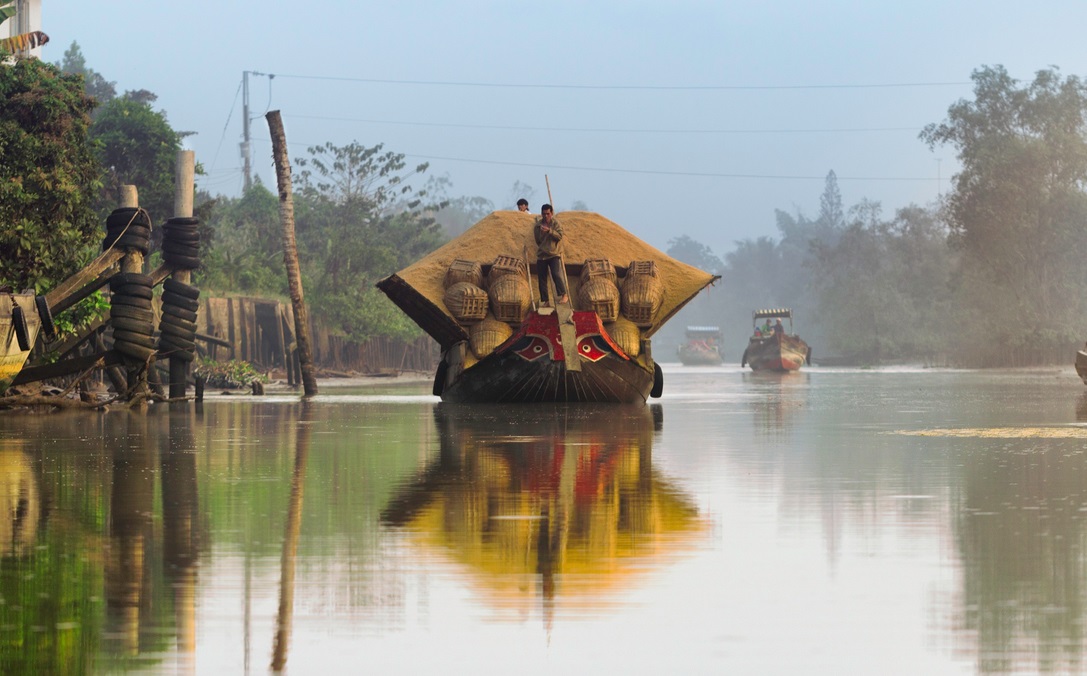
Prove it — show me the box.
[89,95,182,223]
[0,55,103,291]
[921,65,1087,362]
[199,182,285,294]
[55,41,116,107]
[667,235,723,274]
[294,141,446,340]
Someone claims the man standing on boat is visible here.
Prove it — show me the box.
[534,204,568,305]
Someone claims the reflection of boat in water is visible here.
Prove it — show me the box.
[377,211,718,403]
[0,441,39,557]
[381,404,703,614]
[741,308,811,372]
[1,294,42,394]
[677,326,723,366]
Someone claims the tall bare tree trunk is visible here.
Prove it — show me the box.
[266,111,318,396]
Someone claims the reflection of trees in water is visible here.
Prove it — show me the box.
[953,439,1087,673]
[382,404,703,619]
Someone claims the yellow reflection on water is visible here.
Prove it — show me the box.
[893,427,1087,438]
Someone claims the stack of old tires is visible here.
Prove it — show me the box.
[158,278,200,363]
[157,217,202,363]
[109,272,156,361]
[161,217,200,268]
[103,208,152,256]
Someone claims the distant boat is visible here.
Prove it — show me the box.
[740,308,811,372]
[677,326,723,366]
[0,294,42,394]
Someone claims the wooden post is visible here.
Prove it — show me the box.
[118,186,148,400]
[169,151,195,400]
[266,111,318,397]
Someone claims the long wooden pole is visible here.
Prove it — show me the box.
[169,151,195,400]
[266,111,318,397]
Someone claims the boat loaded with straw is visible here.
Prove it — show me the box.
[377,210,719,403]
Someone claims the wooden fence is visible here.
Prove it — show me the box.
[197,297,439,376]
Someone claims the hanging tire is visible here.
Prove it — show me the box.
[110,272,154,288]
[161,241,200,258]
[111,316,154,335]
[163,278,200,300]
[162,303,198,323]
[109,305,155,323]
[110,295,153,311]
[432,360,448,397]
[158,313,197,333]
[161,291,200,312]
[115,341,156,361]
[112,330,157,349]
[158,332,196,351]
[11,305,30,352]
[110,284,154,300]
[35,295,55,341]
[159,321,197,341]
[650,362,664,398]
[163,253,201,269]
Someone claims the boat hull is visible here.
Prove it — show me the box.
[1076,349,1087,385]
[742,334,810,372]
[677,345,722,366]
[0,294,41,394]
[440,310,656,404]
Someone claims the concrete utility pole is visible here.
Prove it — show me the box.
[241,71,251,192]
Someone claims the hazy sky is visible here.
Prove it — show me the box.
[43,1,1087,254]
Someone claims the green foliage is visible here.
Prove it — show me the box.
[53,291,108,339]
[667,235,724,274]
[198,182,286,295]
[0,55,103,292]
[55,41,116,106]
[89,97,181,223]
[293,141,446,339]
[921,65,1087,360]
[194,358,268,388]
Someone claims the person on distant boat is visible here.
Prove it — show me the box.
[534,204,568,305]
[761,319,772,335]
[774,318,784,336]
[517,198,530,212]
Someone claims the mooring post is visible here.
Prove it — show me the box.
[169,151,196,400]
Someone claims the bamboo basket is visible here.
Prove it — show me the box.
[620,260,664,327]
[577,277,620,322]
[489,274,531,324]
[469,315,513,358]
[605,316,641,358]
[443,259,484,288]
[580,258,617,286]
[488,255,528,288]
[443,282,489,324]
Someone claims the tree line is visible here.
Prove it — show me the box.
[667,65,1087,367]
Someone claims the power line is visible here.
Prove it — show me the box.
[266,73,970,91]
[290,114,921,135]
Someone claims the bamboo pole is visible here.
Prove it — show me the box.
[266,111,318,396]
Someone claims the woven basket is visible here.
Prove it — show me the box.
[488,255,528,288]
[489,274,531,324]
[621,260,664,327]
[605,316,641,358]
[577,277,619,322]
[580,258,617,286]
[443,259,483,288]
[443,282,489,324]
[469,315,513,358]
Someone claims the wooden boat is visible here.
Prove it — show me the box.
[0,294,42,394]
[677,326,723,366]
[377,211,719,403]
[741,308,811,372]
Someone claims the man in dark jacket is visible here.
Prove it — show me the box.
[533,204,567,305]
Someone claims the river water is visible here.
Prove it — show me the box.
[1,364,1086,674]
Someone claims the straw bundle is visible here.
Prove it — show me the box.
[443,282,489,324]
[443,259,484,288]
[605,316,642,358]
[489,274,531,324]
[488,255,528,288]
[577,277,620,322]
[469,315,513,358]
[620,260,664,327]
